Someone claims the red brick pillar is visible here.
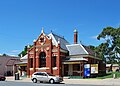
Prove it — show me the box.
[49,39,52,73]
[36,52,39,70]
[57,40,61,76]
[27,46,30,78]
[33,40,36,73]
[80,61,84,77]
[82,62,84,76]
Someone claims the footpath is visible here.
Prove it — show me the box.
[6,76,120,85]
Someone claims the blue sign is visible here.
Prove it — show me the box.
[84,64,90,77]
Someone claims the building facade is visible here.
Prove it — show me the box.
[0,55,20,76]
[27,29,106,77]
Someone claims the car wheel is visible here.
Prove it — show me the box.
[33,78,37,83]
[49,79,54,84]
[2,79,5,81]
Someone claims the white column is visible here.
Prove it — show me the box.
[68,64,73,76]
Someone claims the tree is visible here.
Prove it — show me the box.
[88,44,107,62]
[2,53,8,56]
[18,45,33,57]
[97,26,120,64]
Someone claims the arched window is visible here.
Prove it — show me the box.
[39,52,46,67]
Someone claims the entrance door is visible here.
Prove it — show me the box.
[64,64,68,76]
[73,64,80,76]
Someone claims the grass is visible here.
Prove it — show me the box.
[69,76,83,79]
[95,72,120,79]
[65,72,120,79]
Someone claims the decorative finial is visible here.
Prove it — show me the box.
[33,39,36,43]
[74,29,78,33]
[41,27,44,33]
[27,44,30,48]
[58,38,60,44]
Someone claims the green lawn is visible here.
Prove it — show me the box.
[66,72,120,79]
[95,72,120,79]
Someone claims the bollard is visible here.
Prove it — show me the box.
[15,73,20,80]
[113,74,116,79]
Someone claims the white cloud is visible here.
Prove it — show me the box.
[10,54,17,56]
[90,35,106,44]
[10,50,20,53]
[91,35,98,39]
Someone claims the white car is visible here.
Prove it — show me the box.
[31,72,63,84]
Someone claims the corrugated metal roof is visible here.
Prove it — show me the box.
[66,44,89,55]
[83,46,95,56]
[20,54,28,60]
[48,33,70,50]
[66,44,96,56]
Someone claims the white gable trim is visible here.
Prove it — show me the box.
[48,33,58,47]
[79,44,89,54]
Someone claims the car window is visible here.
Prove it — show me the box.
[43,73,47,76]
[34,72,42,75]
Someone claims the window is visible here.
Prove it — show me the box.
[53,56,56,67]
[30,58,33,68]
[40,37,44,42]
[39,52,46,67]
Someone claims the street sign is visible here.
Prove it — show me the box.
[84,64,90,77]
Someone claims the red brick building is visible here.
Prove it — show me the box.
[27,29,105,77]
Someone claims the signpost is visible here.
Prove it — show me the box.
[91,64,98,74]
[84,64,90,77]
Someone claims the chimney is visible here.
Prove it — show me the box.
[74,29,78,44]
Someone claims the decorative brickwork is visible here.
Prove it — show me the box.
[27,29,106,77]
[27,30,66,77]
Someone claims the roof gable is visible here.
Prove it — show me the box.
[66,44,89,55]
[48,33,70,50]
[21,54,28,60]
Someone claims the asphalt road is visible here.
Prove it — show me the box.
[0,81,118,86]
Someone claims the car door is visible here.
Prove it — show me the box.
[36,72,43,81]
[42,73,49,82]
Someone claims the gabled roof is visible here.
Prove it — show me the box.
[66,44,95,56]
[83,45,96,56]
[20,54,28,60]
[48,33,70,50]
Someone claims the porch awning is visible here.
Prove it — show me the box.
[62,61,81,64]
[16,61,27,66]
[62,57,88,64]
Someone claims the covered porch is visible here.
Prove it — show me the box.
[62,56,88,77]
[16,61,27,77]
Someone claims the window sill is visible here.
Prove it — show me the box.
[36,67,49,70]
[52,67,58,70]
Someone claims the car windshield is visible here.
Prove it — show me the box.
[47,73,54,76]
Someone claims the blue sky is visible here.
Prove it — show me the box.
[0,0,120,56]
